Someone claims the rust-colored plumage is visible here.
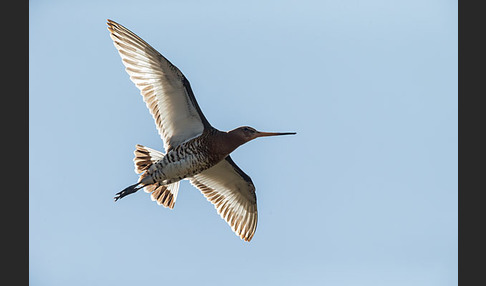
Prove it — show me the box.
[108,19,295,242]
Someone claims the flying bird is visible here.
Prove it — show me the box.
[107,19,295,241]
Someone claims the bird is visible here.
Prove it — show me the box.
[107,19,296,241]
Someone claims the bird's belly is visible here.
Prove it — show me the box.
[150,152,212,184]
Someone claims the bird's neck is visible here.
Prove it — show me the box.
[210,130,246,157]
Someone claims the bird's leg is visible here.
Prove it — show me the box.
[114,183,144,202]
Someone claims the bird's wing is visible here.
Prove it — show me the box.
[189,156,257,242]
[107,19,211,151]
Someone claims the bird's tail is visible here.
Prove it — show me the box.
[133,144,165,174]
[133,144,181,209]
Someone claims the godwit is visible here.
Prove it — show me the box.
[107,19,295,241]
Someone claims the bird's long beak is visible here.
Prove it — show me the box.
[256,131,297,138]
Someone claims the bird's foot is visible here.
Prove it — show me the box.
[114,183,141,202]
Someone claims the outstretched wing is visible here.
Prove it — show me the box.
[107,19,211,151]
[190,156,258,241]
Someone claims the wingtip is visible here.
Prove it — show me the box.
[242,232,255,242]
[106,19,114,32]
[106,19,119,32]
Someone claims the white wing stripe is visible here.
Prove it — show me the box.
[189,157,257,241]
[108,20,207,151]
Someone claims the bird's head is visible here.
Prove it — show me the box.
[229,126,296,144]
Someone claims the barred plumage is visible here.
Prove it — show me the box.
[108,19,295,242]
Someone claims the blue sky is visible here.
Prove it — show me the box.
[29,0,457,285]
